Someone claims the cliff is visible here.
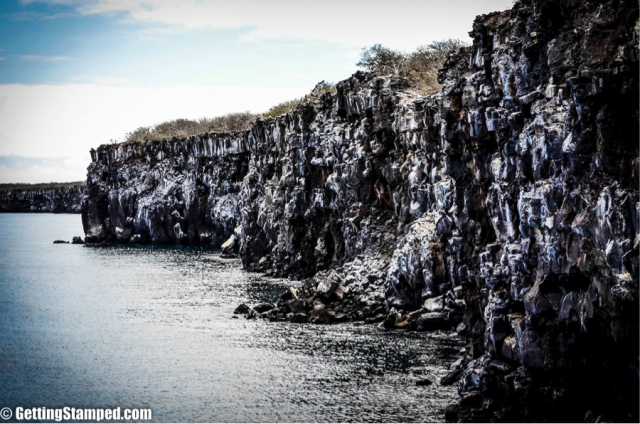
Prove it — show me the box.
[0,182,86,213]
[83,0,639,421]
[82,135,249,244]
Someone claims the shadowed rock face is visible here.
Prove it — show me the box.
[83,0,638,421]
[434,1,639,420]
[0,184,85,213]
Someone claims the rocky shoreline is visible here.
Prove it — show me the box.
[0,182,86,214]
[82,0,638,421]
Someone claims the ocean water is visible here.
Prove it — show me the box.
[0,213,463,422]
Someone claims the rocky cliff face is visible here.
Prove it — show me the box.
[83,0,638,421]
[82,135,249,244]
[430,0,639,420]
[0,183,86,213]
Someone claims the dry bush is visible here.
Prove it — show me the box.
[261,98,303,118]
[308,80,337,100]
[262,81,336,118]
[125,112,259,143]
[121,42,464,144]
[126,126,154,143]
[356,44,406,74]
[123,83,339,142]
[357,39,468,94]
[405,39,468,94]
[201,111,259,132]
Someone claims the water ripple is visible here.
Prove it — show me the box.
[0,214,463,422]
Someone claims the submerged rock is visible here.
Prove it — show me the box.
[53,240,69,244]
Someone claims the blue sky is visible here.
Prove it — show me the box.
[0,1,360,88]
[0,0,512,183]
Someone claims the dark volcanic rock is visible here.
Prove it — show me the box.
[71,236,85,244]
[83,0,638,421]
[253,303,275,313]
[220,234,239,256]
[233,303,250,315]
[82,134,249,244]
[245,309,260,320]
[0,183,85,213]
[287,312,308,323]
[53,240,69,244]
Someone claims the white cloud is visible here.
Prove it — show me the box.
[69,75,135,85]
[74,0,512,50]
[92,76,135,85]
[2,0,516,184]
[4,11,47,20]
[18,55,71,62]
[0,83,309,183]
[3,10,78,21]
[0,158,84,184]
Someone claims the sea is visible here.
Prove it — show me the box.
[0,213,463,422]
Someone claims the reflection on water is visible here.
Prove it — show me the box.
[0,214,463,422]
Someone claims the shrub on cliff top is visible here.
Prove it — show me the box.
[125,112,260,143]
[200,112,259,132]
[356,44,407,75]
[123,82,339,143]
[121,42,463,144]
[357,39,468,94]
[261,81,336,118]
[261,98,303,119]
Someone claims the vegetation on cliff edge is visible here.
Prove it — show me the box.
[122,40,463,143]
[356,39,468,94]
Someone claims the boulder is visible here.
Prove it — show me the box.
[331,286,345,302]
[334,312,349,323]
[234,303,250,314]
[316,280,337,298]
[314,309,336,324]
[417,312,449,331]
[287,299,308,314]
[280,287,298,301]
[221,234,238,256]
[245,309,260,320]
[423,295,444,312]
[253,303,275,313]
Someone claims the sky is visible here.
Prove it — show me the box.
[0,0,512,184]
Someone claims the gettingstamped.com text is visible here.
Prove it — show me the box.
[0,406,152,422]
